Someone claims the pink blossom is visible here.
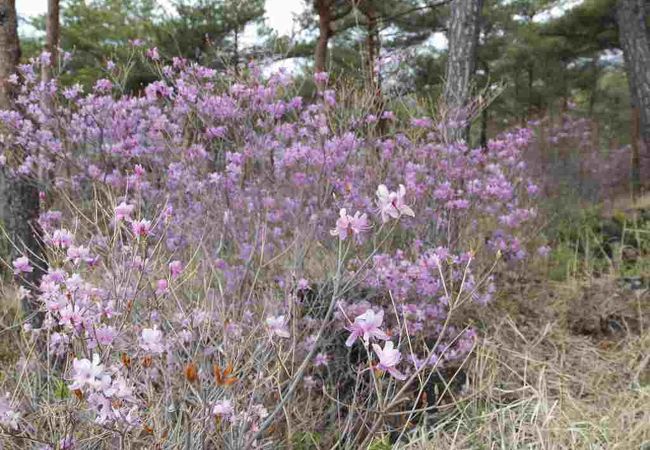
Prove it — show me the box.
[134,164,146,177]
[169,260,183,278]
[212,400,234,418]
[372,341,406,380]
[131,219,152,238]
[330,208,351,239]
[59,305,84,329]
[266,315,290,338]
[12,256,33,275]
[155,279,168,295]
[145,47,160,61]
[115,202,134,222]
[330,208,370,240]
[69,354,106,390]
[313,352,328,367]
[92,326,117,348]
[313,71,329,84]
[304,376,319,390]
[345,309,389,347]
[537,245,551,258]
[50,229,73,248]
[140,327,165,354]
[375,184,415,223]
[66,245,91,265]
[349,211,371,235]
[0,393,20,429]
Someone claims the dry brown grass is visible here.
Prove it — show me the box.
[403,274,650,450]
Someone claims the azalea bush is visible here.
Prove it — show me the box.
[0,50,540,448]
[525,112,634,202]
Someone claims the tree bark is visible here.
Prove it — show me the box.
[442,0,484,142]
[0,0,20,108]
[479,59,489,150]
[314,0,333,74]
[359,1,379,89]
[616,0,650,195]
[42,0,60,82]
[1,0,46,327]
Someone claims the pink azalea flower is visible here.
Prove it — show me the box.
[375,184,415,223]
[69,354,106,390]
[145,47,160,61]
[330,208,370,240]
[59,305,84,329]
[115,202,134,222]
[330,208,351,239]
[313,71,329,84]
[537,245,551,258]
[313,352,328,367]
[372,341,406,380]
[92,325,117,347]
[169,260,183,278]
[266,315,290,338]
[66,245,91,265]
[12,256,33,275]
[50,229,74,248]
[349,211,371,235]
[140,326,165,354]
[212,400,234,418]
[131,219,152,238]
[155,279,168,295]
[345,309,389,347]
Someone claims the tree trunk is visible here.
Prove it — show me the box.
[360,2,379,89]
[527,62,534,120]
[616,0,650,196]
[314,0,332,74]
[0,0,20,108]
[479,58,489,150]
[1,0,46,327]
[42,0,60,82]
[442,0,484,142]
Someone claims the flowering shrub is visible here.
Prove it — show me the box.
[0,52,540,447]
[525,113,634,201]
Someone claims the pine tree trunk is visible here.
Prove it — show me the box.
[314,0,332,74]
[0,0,20,227]
[616,0,650,195]
[361,2,379,89]
[0,0,19,108]
[42,0,60,82]
[442,0,484,142]
[1,0,46,327]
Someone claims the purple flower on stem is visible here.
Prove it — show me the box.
[12,256,33,275]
